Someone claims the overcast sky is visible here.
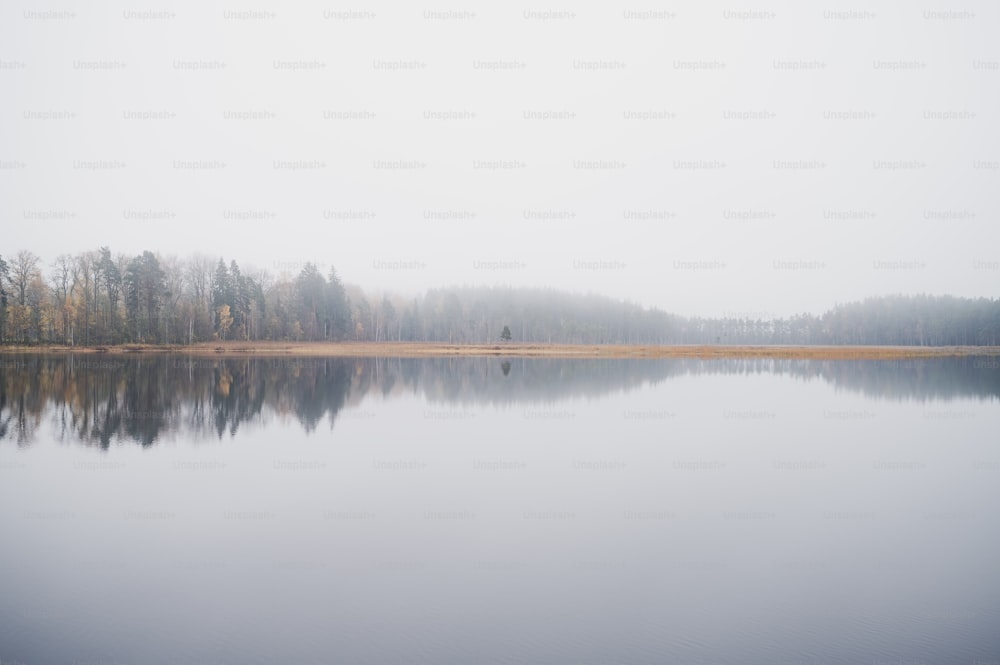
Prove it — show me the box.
[2,0,997,318]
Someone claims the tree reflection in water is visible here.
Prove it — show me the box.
[0,354,997,448]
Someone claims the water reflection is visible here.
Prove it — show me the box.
[0,354,997,447]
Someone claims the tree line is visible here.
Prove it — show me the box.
[0,248,351,346]
[675,294,1000,346]
[0,248,998,346]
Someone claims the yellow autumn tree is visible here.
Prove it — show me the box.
[215,304,233,340]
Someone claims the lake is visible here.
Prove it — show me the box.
[1,353,998,665]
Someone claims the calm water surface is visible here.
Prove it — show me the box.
[1,354,998,665]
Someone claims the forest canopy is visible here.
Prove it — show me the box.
[0,248,998,347]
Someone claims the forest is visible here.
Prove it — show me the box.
[0,248,998,347]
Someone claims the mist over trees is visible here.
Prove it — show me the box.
[0,247,997,347]
[674,294,1000,346]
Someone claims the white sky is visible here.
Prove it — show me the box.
[2,0,998,317]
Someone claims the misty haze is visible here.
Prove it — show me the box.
[2,2,999,664]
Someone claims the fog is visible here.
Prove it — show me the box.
[2,1,997,317]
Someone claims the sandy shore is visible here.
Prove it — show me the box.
[2,341,999,359]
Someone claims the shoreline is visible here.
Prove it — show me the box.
[1,342,999,359]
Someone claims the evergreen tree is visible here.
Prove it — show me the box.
[124,251,166,342]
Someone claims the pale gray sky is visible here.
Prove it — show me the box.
[2,0,997,317]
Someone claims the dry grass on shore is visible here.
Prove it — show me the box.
[2,341,999,359]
